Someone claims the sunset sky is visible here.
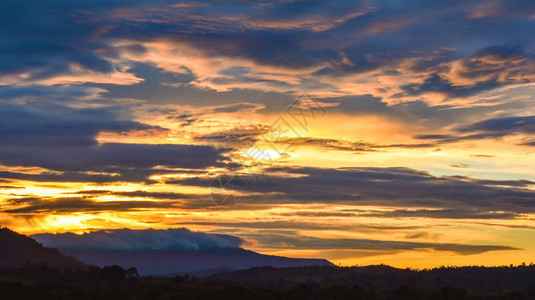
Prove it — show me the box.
[1,0,535,268]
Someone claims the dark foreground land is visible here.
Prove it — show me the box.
[1,263,535,299]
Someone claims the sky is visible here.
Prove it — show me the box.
[1,0,535,268]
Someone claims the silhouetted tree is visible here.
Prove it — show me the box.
[101,265,126,281]
[126,267,139,278]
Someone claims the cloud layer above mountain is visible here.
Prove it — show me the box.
[33,228,244,251]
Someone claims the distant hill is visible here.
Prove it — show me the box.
[207,264,535,293]
[0,227,88,269]
[56,248,334,275]
[0,263,534,299]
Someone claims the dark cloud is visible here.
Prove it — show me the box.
[286,137,434,152]
[326,94,519,133]
[288,138,379,152]
[173,166,535,215]
[32,228,244,251]
[0,0,155,82]
[0,103,161,147]
[277,208,520,220]
[211,103,261,114]
[175,220,422,232]
[2,197,179,214]
[415,115,535,145]
[453,177,535,188]
[0,85,101,102]
[457,116,535,134]
[414,132,504,144]
[401,74,500,99]
[276,211,358,218]
[0,142,227,183]
[170,113,199,127]
[361,209,520,220]
[0,143,225,172]
[458,45,532,80]
[245,233,519,255]
[0,185,24,189]
[194,125,268,148]
[0,103,227,182]
[402,45,535,99]
[0,170,146,183]
[67,190,200,200]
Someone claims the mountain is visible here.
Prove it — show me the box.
[56,248,334,275]
[0,227,88,269]
[31,228,334,275]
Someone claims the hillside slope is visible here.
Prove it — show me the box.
[0,227,88,269]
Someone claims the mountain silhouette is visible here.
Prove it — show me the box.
[31,228,334,275]
[57,248,334,275]
[0,227,88,269]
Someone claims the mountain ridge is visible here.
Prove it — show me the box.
[56,247,334,275]
[0,227,89,269]
[31,228,334,275]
